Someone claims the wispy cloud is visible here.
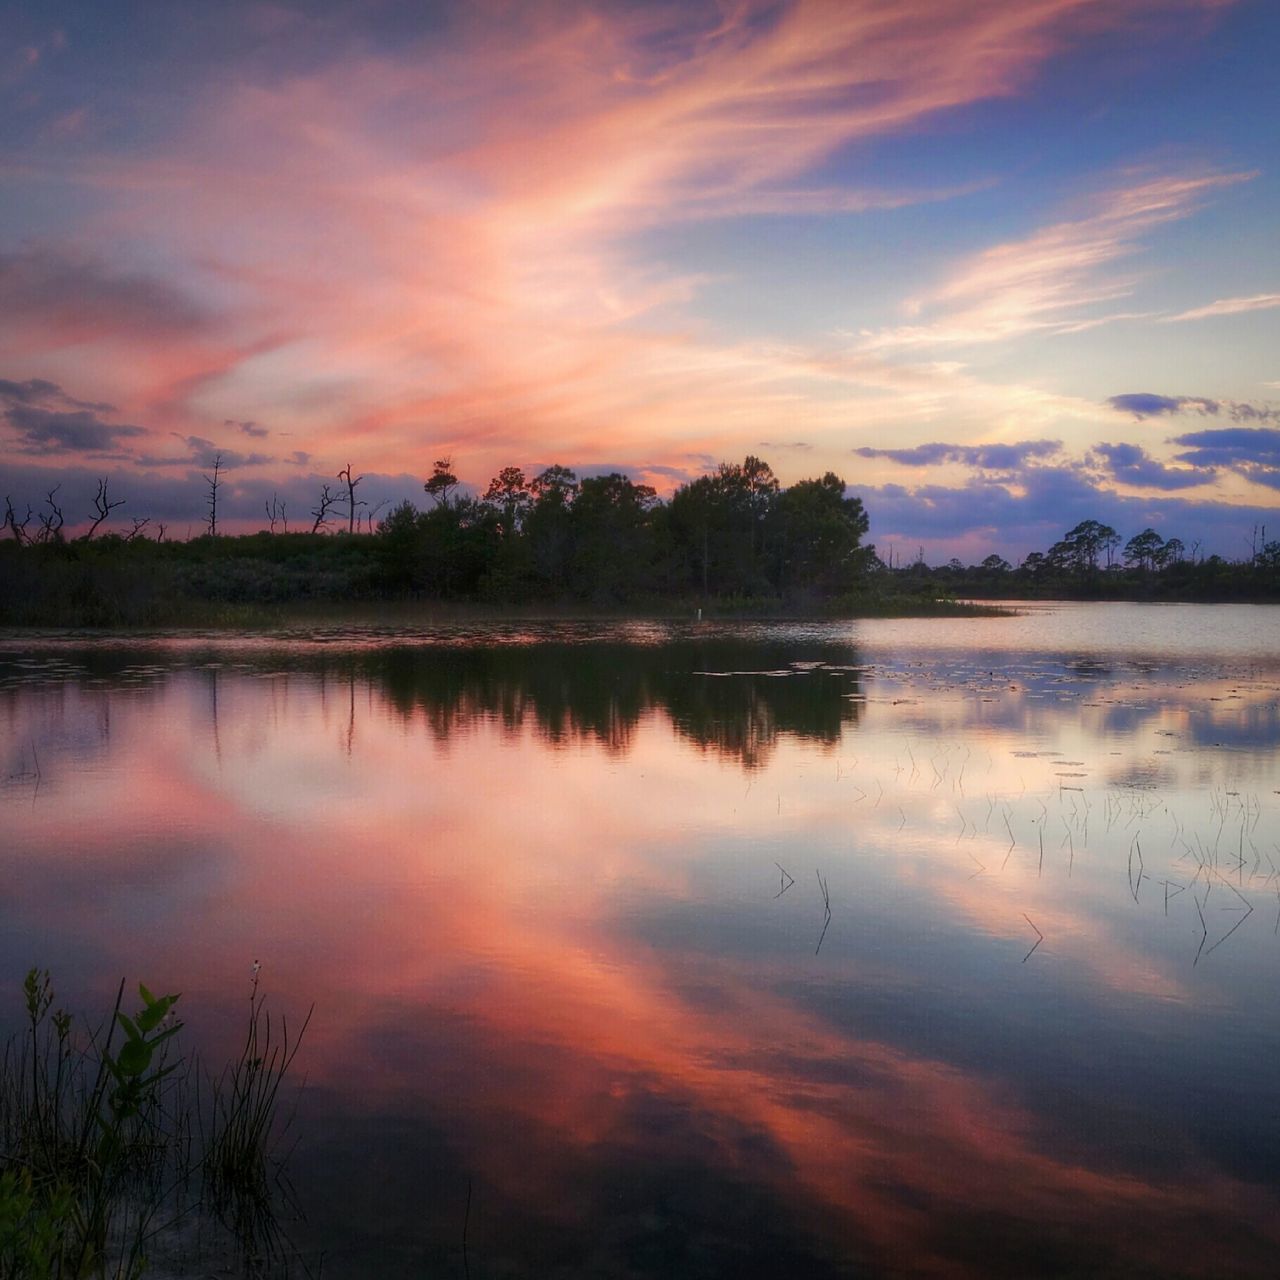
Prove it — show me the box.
[859,170,1253,351]
[0,0,1238,485]
[1164,292,1280,322]
[854,439,1061,469]
[1108,392,1279,423]
[1107,393,1219,418]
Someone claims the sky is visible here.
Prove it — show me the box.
[1,0,1279,560]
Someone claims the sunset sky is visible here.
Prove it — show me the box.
[2,0,1279,558]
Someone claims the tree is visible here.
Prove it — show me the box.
[980,554,1011,574]
[1256,540,1280,571]
[772,472,870,597]
[1124,528,1165,573]
[338,463,365,534]
[666,456,780,597]
[311,483,339,533]
[204,455,222,537]
[569,473,657,600]
[265,492,284,534]
[1062,520,1118,572]
[1046,520,1120,578]
[1158,537,1185,569]
[530,465,579,503]
[482,466,532,539]
[376,500,424,589]
[423,458,459,509]
[38,487,65,543]
[526,466,579,589]
[4,496,31,544]
[84,478,125,540]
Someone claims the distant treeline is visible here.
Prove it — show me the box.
[4,467,1277,625]
[892,519,1280,602]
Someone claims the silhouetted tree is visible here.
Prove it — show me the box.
[423,458,459,509]
[204,455,222,536]
[38,487,65,543]
[4,496,31,544]
[1124,528,1165,573]
[311,483,339,533]
[376,500,424,589]
[338,463,365,534]
[526,465,579,589]
[773,472,870,597]
[84,478,125,540]
[482,466,532,538]
[569,473,657,601]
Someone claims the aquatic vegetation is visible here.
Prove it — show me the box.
[0,970,308,1279]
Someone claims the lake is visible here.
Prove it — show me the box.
[3,602,1280,1278]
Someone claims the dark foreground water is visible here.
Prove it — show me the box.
[3,603,1280,1278]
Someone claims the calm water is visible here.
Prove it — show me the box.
[3,603,1280,1278]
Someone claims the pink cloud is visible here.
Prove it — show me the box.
[2,0,1240,490]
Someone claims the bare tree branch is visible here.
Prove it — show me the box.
[37,486,65,544]
[83,478,125,540]
[311,483,338,534]
[265,490,283,534]
[338,463,365,535]
[4,496,32,544]
[205,454,222,537]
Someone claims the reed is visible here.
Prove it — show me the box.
[0,969,309,1279]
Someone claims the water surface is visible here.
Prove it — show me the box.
[3,603,1279,1277]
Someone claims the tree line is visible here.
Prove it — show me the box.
[378,456,873,603]
[6,461,1278,623]
[893,518,1280,601]
[0,455,884,623]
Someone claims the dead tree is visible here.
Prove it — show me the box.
[124,516,151,541]
[205,454,222,537]
[37,486,65,543]
[311,483,339,533]
[4,496,32,544]
[338,463,365,534]
[83,478,125,539]
[155,522,168,542]
[265,491,283,534]
[365,499,388,533]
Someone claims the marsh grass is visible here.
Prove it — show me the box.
[199,975,312,1247]
[0,970,309,1279]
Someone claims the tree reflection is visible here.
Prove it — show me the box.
[0,638,864,771]
[365,638,862,768]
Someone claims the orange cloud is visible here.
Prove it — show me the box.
[2,0,1239,490]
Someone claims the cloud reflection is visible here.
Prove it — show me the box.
[2,632,1280,1275]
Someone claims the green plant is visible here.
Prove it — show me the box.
[1,969,308,1279]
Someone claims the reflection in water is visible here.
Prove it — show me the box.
[2,617,1280,1277]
